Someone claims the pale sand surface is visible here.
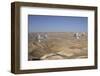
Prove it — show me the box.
[28,32,88,60]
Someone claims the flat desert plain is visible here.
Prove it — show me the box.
[28,32,88,60]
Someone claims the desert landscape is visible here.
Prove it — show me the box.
[28,32,88,60]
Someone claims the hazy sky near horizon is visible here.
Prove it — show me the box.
[28,15,88,32]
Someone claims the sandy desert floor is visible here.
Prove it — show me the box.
[28,32,88,60]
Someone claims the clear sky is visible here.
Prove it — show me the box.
[28,15,88,32]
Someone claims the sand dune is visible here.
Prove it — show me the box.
[28,32,88,60]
